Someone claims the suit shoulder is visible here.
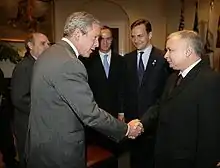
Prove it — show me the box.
[151,47,165,58]
[13,56,34,71]
[112,52,123,59]
[124,50,136,60]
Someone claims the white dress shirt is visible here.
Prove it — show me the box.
[62,37,79,58]
[137,44,153,70]
[99,50,111,65]
[180,59,201,78]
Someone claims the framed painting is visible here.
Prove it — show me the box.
[0,0,55,42]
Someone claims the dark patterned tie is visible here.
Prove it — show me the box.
[168,73,183,95]
[175,74,183,87]
[138,51,144,85]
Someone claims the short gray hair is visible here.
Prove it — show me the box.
[168,30,204,57]
[63,11,100,37]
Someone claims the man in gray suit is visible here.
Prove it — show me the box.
[26,11,143,168]
[11,32,50,168]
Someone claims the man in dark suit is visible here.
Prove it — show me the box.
[141,30,220,168]
[26,11,143,168]
[80,26,125,165]
[81,26,124,120]
[123,19,170,168]
[11,32,50,167]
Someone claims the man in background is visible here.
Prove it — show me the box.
[141,30,220,168]
[11,32,50,167]
[80,26,124,120]
[80,26,125,166]
[123,19,170,168]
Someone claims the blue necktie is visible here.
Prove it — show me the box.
[103,54,110,77]
[138,51,144,85]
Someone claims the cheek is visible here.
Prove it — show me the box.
[100,41,105,47]
[131,38,136,44]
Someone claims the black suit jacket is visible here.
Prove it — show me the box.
[26,41,127,168]
[123,46,169,121]
[80,51,124,118]
[141,60,220,168]
[11,54,35,163]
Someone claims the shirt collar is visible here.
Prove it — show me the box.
[99,50,111,57]
[99,50,111,63]
[61,37,79,57]
[31,55,37,60]
[137,44,152,54]
[180,58,201,78]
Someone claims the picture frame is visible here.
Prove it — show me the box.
[0,0,55,42]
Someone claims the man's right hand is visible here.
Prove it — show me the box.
[126,119,144,139]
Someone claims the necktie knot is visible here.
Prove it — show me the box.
[175,74,183,87]
[139,51,144,58]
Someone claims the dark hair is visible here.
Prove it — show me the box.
[98,25,116,52]
[131,19,152,33]
[98,25,113,43]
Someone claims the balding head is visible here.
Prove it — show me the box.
[25,32,50,58]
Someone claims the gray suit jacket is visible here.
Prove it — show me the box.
[11,54,35,166]
[26,40,128,168]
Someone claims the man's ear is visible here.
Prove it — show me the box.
[27,42,33,50]
[185,47,193,57]
[149,32,152,39]
[73,28,82,41]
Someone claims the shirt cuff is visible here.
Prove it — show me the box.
[125,124,130,136]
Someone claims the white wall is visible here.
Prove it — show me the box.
[54,0,167,54]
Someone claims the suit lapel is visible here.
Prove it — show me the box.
[131,52,139,87]
[108,53,117,80]
[140,47,157,87]
[167,61,204,100]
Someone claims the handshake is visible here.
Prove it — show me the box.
[126,119,144,139]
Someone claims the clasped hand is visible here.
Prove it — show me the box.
[127,119,144,139]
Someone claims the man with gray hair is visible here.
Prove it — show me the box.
[140,30,220,168]
[26,11,143,168]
